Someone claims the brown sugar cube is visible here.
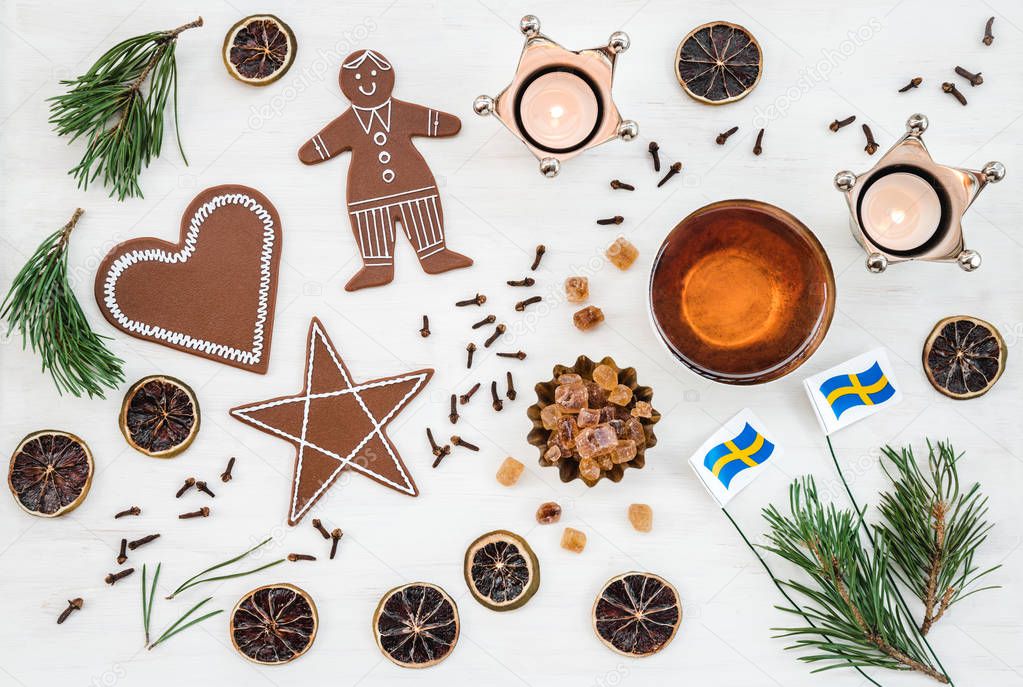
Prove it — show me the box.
[628,503,653,532]
[564,276,589,303]
[608,384,633,406]
[561,527,587,553]
[577,457,601,482]
[606,236,639,270]
[630,401,653,418]
[573,305,605,331]
[592,364,618,391]
[496,457,525,486]
[535,501,562,524]
[557,373,583,385]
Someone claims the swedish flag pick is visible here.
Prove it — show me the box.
[803,348,903,435]
[688,409,782,506]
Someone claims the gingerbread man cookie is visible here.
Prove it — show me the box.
[299,50,472,291]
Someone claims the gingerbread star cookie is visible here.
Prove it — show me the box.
[230,317,431,525]
[95,184,282,373]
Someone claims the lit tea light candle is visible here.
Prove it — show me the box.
[860,172,943,252]
[517,70,600,152]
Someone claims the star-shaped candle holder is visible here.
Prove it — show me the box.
[473,15,637,178]
[834,113,1005,273]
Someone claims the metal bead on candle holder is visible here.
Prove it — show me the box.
[474,15,637,177]
[834,113,1004,272]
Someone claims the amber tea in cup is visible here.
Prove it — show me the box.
[649,200,835,384]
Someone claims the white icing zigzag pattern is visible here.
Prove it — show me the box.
[102,192,276,366]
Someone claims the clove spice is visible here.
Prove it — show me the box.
[715,126,739,144]
[898,76,923,92]
[455,293,486,307]
[506,371,516,400]
[753,128,765,156]
[105,568,134,585]
[117,538,128,565]
[497,351,526,360]
[114,505,141,519]
[471,314,496,328]
[491,381,504,412]
[648,141,661,172]
[431,444,451,468]
[175,477,196,498]
[449,394,459,424]
[942,81,967,106]
[195,481,215,498]
[419,315,431,337]
[128,533,160,551]
[459,382,480,405]
[484,324,506,347]
[954,66,983,87]
[288,553,316,562]
[57,598,83,624]
[657,162,682,187]
[179,507,210,519]
[220,457,235,482]
[829,115,856,132]
[983,16,994,46]
[312,518,330,539]
[596,215,624,226]
[466,342,477,368]
[330,529,343,559]
[451,435,480,452]
[506,277,535,287]
[530,245,545,271]
[862,124,879,155]
[515,296,542,311]
[609,179,635,191]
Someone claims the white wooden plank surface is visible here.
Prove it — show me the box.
[1,1,1021,685]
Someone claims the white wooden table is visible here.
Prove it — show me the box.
[2,1,1021,685]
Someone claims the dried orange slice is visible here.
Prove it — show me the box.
[464,530,540,611]
[592,572,682,657]
[8,430,94,517]
[119,375,199,458]
[923,316,1006,399]
[230,583,318,665]
[373,582,459,669]
[675,22,762,105]
[223,15,296,86]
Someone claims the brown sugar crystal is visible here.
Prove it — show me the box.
[573,305,605,331]
[606,236,639,270]
[564,276,589,303]
[561,527,587,553]
[536,501,562,524]
[628,503,653,532]
[496,457,525,486]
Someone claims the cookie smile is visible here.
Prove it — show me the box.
[358,82,377,96]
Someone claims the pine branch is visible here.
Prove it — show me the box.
[48,17,202,200]
[762,477,949,683]
[1,209,124,398]
[875,441,999,635]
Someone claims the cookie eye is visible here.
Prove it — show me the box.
[355,73,362,80]
[370,70,377,77]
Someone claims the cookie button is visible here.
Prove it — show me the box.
[382,169,395,183]
[374,132,387,145]
[378,151,391,164]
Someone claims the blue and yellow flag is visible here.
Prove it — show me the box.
[804,349,903,435]
[689,409,781,506]
[702,423,775,489]
[819,361,895,419]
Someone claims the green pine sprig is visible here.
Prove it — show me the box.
[48,17,203,200]
[762,477,949,683]
[167,536,284,599]
[875,441,999,635]
[1,209,124,398]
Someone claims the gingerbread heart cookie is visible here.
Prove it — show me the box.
[95,185,282,374]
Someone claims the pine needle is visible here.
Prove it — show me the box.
[147,597,222,650]
[875,441,999,635]
[1,209,124,397]
[48,17,202,200]
[762,477,950,683]
[167,536,282,598]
